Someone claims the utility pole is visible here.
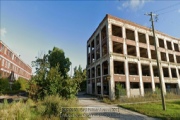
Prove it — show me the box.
[145,12,166,110]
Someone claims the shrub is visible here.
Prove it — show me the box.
[115,83,126,99]
[37,95,85,120]
[0,78,10,94]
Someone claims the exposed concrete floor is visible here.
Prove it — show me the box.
[77,92,159,120]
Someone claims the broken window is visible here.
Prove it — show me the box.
[91,67,95,78]
[102,61,108,75]
[102,44,107,56]
[130,82,139,88]
[176,55,180,63]
[96,48,100,60]
[127,45,136,56]
[96,34,100,45]
[141,64,150,76]
[174,43,179,52]
[167,41,172,50]
[139,47,148,58]
[138,32,146,43]
[126,29,135,41]
[101,26,107,40]
[88,44,90,54]
[171,68,177,78]
[151,50,156,59]
[129,63,138,75]
[153,66,159,77]
[88,69,90,78]
[169,54,174,62]
[114,61,125,74]
[163,67,169,77]
[88,56,90,65]
[96,65,101,76]
[112,24,122,37]
[91,52,95,63]
[161,52,167,61]
[149,35,154,45]
[159,38,165,48]
[113,41,123,54]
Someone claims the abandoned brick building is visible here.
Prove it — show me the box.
[86,14,180,99]
[0,40,32,80]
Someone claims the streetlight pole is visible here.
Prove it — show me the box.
[145,12,166,110]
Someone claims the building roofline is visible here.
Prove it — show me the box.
[87,14,108,43]
[87,14,180,43]
[0,40,32,70]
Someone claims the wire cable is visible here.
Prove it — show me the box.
[153,2,180,13]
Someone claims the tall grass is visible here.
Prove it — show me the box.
[0,95,86,120]
[0,99,35,120]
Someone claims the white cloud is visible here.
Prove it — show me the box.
[0,28,7,37]
[118,0,150,11]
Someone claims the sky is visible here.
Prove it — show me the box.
[0,0,180,75]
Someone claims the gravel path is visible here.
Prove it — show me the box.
[77,92,159,120]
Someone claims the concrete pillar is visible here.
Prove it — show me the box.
[123,26,130,97]
[94,67,97,95]
[175,67,180,94]
[135,30,144,96]
[169,66,172,79]
[150,63,155,91]
[146,33,155,91]
[109,58,115,100]
[90,68,92,94]
[138,61,144,96]
[100,63,103,97]
[107,22,115,100]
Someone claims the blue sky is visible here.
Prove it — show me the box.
[0,0,180,74]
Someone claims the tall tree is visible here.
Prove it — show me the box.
[73,65,86,91]
[48,47,71,78]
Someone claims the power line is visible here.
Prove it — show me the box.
[154,2,180,13]
[158,8,180,15]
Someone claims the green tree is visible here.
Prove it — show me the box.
[30,47,78,100]
[48,47,71,78]
[73,65,86,91]
[0,78,10,94]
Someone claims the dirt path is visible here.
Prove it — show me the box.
[77,92,159,120]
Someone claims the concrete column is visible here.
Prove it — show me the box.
[100,63,103,97]
[123,26,130,97]
[109,58,115,100]
[175,67,180,94]
[125,60,130,97]
[135,30,144,96]
[150,63,155,91]
[90,68,92,94]
[169,66,172,79]
[94,67,97,95]
[146,34,151,59]
[100,30,102,58]
[146,33,155,91]
[107,22,115,100]
[138,61,144,96]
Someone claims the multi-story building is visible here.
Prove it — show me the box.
[86,14,180,100]
[0,40,32,80]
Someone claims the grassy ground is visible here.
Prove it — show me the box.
[119,100,180,120]
[103,93,180,104]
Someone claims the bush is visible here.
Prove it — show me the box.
[36,95,85,120]
[0,78,10,94]
[115,83,126,99]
